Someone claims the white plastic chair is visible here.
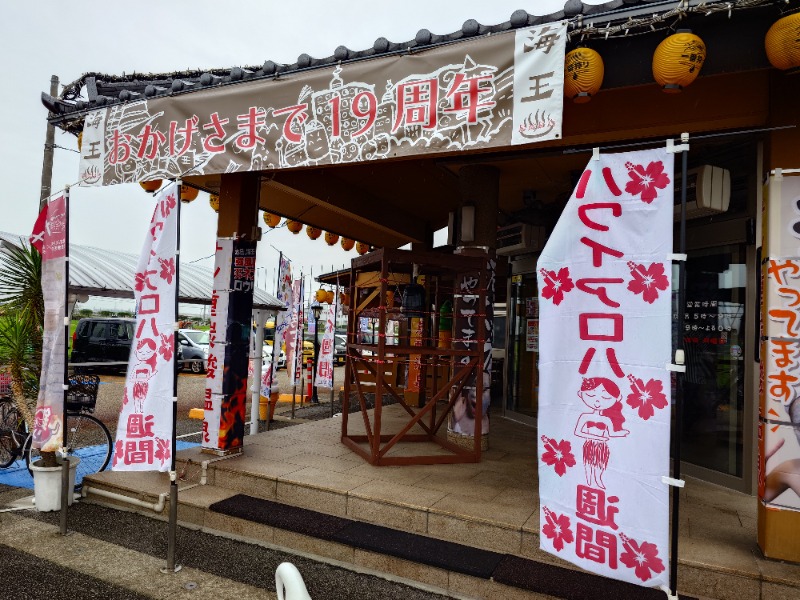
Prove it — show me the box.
[275,562,312,600]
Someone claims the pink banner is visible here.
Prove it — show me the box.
[262,256,292,395]
[315,307,335,389]
[33,194,67,452]
[284,278,302,387]
[113,183,178,471]
[537,148,674,588]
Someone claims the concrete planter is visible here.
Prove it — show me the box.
[30,457,79,512]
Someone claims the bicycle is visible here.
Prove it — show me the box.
[0,375,113,488]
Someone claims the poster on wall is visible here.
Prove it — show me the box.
[537,148,674,588]
[526,319,538,352]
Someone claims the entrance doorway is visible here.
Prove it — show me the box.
[505,271,539,425]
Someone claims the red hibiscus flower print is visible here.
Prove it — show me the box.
[159,257,176,284]
[620,533,666,582]
[158,333,174,362]
[155,437,171,465]
[542,507,574,552]
[626,375,668,420]
[624,161,670,204]
[541,436,576,477]
[627,261,669,304]
[539,267,574,306]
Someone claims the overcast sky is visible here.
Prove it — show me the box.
[0,0,586,296]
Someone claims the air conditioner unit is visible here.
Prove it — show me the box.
[673,165,731,221]
[496,223,546,256]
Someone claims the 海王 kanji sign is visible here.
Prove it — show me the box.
[78,25,566,186]
[114,183,178,472]
[537,148,674,588]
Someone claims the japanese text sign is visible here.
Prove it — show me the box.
[315,307,335,389]
[113,183,178,472]
[537,148,674,588]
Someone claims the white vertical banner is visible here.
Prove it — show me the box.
[261,255,291,396]
[203,237,233,450]
[113,182,179,471]
[511,21,566,145]
[31,193,67,452]
[537,148,674,588]
[284,278,302,386]
[315,307,335,389]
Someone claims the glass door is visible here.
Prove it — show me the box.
[505,273,540,424]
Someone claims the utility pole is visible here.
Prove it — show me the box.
[40,75,59,210]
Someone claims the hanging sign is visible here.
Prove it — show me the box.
[537,148,674,588]
[114,183,179,471]
[31,193,67,453]
[78,26,566,186]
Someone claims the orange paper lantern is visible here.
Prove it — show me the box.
[324,231,339,246]
[765,12,800,72]
[325,290,335,304]
[306,225,322,240]
[140,179,162,193]
[341,237,355,251]
[209,194,219,212]
[180,185,199,203]
[315,289,327,302]
[263,212,281,228]
[356,242,370,255]
[286,220,303,234]
[339,292,350,306]
[652,30,706,93]
[564,47,604,103]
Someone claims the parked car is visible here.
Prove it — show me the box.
[177,329,209,374]
[262,345,286,370]
[71,318,135,373]
[334,334,347,365]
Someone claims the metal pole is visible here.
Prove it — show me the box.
[59,187,70,534]
[670,134,689,598]
[250,310,265,435]
[165,182,182,573]
[40,75,58,211]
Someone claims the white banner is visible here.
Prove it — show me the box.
[537,148,674,588]
[113,183,178,471]
[262,256,292,396]
[315,307,335,389]
[32,194,67,452]
[511,21,566,146]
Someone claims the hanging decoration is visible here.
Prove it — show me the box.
[180,185,199,203]
[324,231,339,246]
[564,47,604,103]
[306,225,322,240]
[356,242,370,255]
[341,237,355,251]
[652,30,706,93]
[286,220,303,234]
[140,179,162,192]
[315,288,328,302]
[765,11,800,72]
[263,212,281,228]
[325,290,335,304]
[209,194,219,213]
[339,292,350,306]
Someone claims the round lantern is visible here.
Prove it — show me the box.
[339,292,350,306]
[564,47,604,103]
[652,30,706,93]
[765,12,800,72]
[315,289,328,302]
[356,242,370,255]
[180,185,199,203]
[286,220,303,234]
[324,231,339,246]
[306,225,322,240]
[341,237,355,251]
[209,194,219,212]
[263,212,281,228]
[325,290,335,304]
[77,132,83,152]
[140,179,162,193]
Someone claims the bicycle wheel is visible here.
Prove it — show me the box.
[25,413,113,487]
[0,403,23,468]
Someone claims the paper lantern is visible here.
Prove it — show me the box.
[324,231,339,246]
[765,12,800,72]
[209,194,219,212]
[341,237,355,251]
[286,220,303,234]
[564,47,604,103]
[652,30,706,93]
[356,242,370,255]
[306,225,322,240]
[325,290,335,304]
[140,179,162,192]
[315,289,328,302]
[263,212,281,228]
[339,292,350,306]
[180,185,199,203]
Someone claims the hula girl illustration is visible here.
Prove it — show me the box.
[574,377,629,489]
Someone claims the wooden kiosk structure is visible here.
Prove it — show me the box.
[341,248,489,466]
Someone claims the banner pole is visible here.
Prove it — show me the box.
[59,187,70,535]
[331,268,339,418]
[670,134,690,598]
[165,181,182,573]
[266,252,282,431]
